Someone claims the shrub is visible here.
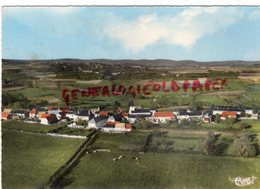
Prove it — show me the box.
[201,132,230,156]
[201,132,218,155]
[227,133,259,158]
[239,123,252,130]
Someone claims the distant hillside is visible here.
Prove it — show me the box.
[2,58,260,67]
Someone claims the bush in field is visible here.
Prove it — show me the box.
[227,133,259,158]
[239,123,252,130]
[135,119,157,129]
[76,119,88,126]
[201,132,230,156]
[214,114,221,123]
[202,132,218,155]
[163,119,177,127]
[179,119,190,126]
[223,117,238,126]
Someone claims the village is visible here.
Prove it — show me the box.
[2,104,259,134]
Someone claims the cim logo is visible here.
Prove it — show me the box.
[229,176,257,187]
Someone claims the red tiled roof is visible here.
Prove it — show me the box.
[2,112,10,118]
[99,111,108,116]
[47,106,58,111]
[40,113,50,118]
[125,123,133,129]
[30,108,37,114]
[221,111,237,117]
[106,121,119,125]
[122,113,129,117]
[153,112,176,118]
[59,107,69,113]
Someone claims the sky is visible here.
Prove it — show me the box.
[2,6,260,61]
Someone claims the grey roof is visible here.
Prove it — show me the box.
[76,109,92,116]
[93,115,108,122]
[11,109,29,114]
[129,114,151,118]
[131,109,152,113]
[212,106,242,111]
[111,114,127,122]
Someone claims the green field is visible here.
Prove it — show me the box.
[64,151,260,189]
[92,132,149,151]
[2,130,84,189]
[3,76,260,109]
[57,129,260,189]
[2,120,64,133]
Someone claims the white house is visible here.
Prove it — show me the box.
[29,108,38,118]
[147,112,176,124]
[11,109,29,119]
[101,122,132,133]
[47,110,62,119]
[245,109,254,115]
[212,106,242,115]
[88,116,108,129]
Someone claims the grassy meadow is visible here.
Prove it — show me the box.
[64,151,260,189]
[2,130,84,189]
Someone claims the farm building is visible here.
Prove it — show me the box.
[11,109,29,119]
[29,108,38,118]
[147,112,176,124]
[40,114,58,125]
[102,122,133,133]
[88,115,108,129]
[220,111,237,120]
[212,106,242,115]
[1,112,11,120]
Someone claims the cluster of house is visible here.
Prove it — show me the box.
[121,105,259,124]
[1,106,133,133]
[1,105,259,132]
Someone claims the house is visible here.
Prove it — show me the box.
[176,109,203,122]
[148,112,176,124]
[29,108,38,118]
[129,106,141,114]
[76,109,93,121]
[212,106,242,115]
[108,114,127,122]
[65,109,93,121]
[202,114,211,123]
[188,111,203,120]
[122,113,129,119]
[177,111,190,120]
[11,109,29,119]
[245,108,254,115]
[39,113,50,125]
[59,107,69,113]
[3,109,12,114]
[47,106,58,111]
[37,111,47,118]
[1,112,11,120]
[88,115,108,129]
[102,122,133,133]
[129,109,153,118]
[220,111,237,120]
[65,111,80,121]
[40,114,58,125]
[127,114,138,123]
[99,111,109,116]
